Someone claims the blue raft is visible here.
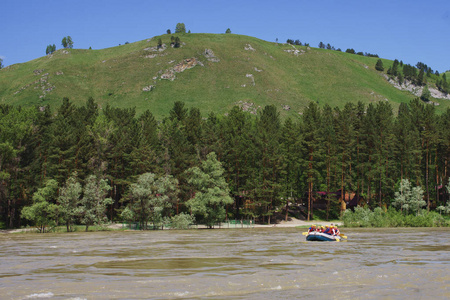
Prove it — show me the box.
[306,232,340,242]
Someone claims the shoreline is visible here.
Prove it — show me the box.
[1,218,342,233]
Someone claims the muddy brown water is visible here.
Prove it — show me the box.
[1,228,449,299]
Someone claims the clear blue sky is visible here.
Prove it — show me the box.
[1,0,449,72]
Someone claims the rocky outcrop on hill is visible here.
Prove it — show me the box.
[203,49,219,62]
[235,100,261,115]
[159,58,200,81]
[284,45,305,56]
[244,44,255,51]
[385,75,450,102]
[14,70,55,97]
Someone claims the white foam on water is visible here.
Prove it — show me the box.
[26,292,54,298]
[271,285,282,290]
[49,246,57,248]
[173,291,189,297]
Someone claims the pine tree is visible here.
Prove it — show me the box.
[320,104,338,219]
[254,105,283,224]
[302,102,323,220]
[280,117,302,221]
[375,59,384,71]
[186,152,233,228]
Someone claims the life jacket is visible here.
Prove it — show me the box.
[308,227,316,233]
[330,228,336,235]
[335,228,340,235]
[323,227,331,234]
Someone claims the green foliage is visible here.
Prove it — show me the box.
[175,23,186,34]
[169,212,195,229]
[61,36,73,49]
[174,36,181,48]
[421,85,431,101]
[124,172,178,229]
[21,179,59,233]
[0,58,3,69]
[437,181,450,214]
[78,175,112,231]
[375,59,384,71]
[225,28,231,34]
[186,152,233,227]
[1,95,450,229]
[393,179,426,215]
[342,206,448,227]
[58,172,82,232]
[46,44,56,55]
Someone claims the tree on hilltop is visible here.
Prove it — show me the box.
[175,23,186,33]
[46,44,56,55]
[345,48,356,54]
[225,28,231,34]
[0,58,4,69]
[61,36,73,49]
[167,29,171,34]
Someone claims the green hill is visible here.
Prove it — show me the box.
[1,33,448,117]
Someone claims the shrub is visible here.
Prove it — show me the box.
[170,213,195,229]
[341,206,449,227]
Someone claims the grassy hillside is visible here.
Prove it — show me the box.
[1,33,448,117]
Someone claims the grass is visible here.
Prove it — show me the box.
[1,33,447,118]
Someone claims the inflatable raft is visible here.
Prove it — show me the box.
[306,232,341,242]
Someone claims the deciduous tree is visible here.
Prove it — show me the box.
[21,179,59,233]
[175,23,186,33]
[78,175,112,231]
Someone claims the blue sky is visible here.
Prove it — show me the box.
[1,0,449,72]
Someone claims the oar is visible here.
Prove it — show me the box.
[302,232,309,235]
[339,233,347,239]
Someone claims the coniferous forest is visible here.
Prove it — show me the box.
[1,97,449,230]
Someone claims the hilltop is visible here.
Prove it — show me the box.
[1,33,448,117]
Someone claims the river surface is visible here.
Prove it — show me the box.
[1,228,449,299]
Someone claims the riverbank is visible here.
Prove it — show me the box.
[1,217,340,233]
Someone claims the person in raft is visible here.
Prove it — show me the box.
[323,225,331,234]
[334,225,340,236]
[308,224,317,233]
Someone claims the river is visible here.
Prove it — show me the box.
[1,227,449,299]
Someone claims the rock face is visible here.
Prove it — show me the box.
[385,75,450,101]
[204,49,220,62]
[144,44,167,52]
[235,101,260,115]
[284,45,305,56]
[244,44,255,51]
[142,85,154,92]
[160,58,200,81]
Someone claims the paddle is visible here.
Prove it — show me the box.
[339,233,347,239]
[302,232,309,235]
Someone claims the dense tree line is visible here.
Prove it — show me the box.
[0,98,449,229]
